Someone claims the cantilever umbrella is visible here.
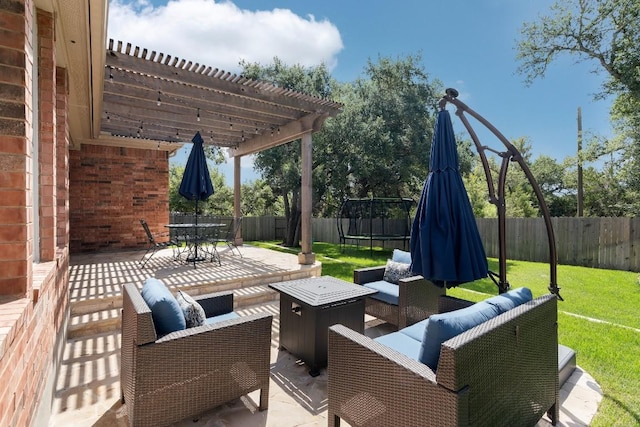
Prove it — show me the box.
[179,132,214,263]
[410,109,488,287]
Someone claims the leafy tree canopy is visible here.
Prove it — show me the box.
[168,164,232,216]
[313,54,443,215]
[516,0,640,215]
[516,0,640,100]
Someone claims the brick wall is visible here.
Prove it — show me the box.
[0,3,71,426]
[69,145,170,252]
[0,0,33,297]
[56,67,69,248]
[0,254,69,427]
[37,9,56,262]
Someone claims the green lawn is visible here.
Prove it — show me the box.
[250,241,640,427]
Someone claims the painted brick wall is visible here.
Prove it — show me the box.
[69,145,170,252]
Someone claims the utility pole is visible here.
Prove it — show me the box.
[577,107,583,217]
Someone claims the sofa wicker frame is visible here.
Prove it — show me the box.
[353,266,445,329]
[327,293,559,427]
[120,283,272,427]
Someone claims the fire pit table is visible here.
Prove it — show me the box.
[269,276,377,376]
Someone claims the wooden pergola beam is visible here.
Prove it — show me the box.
[97,39,342,265]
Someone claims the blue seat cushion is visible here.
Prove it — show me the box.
[419,301,501,370]
[400,318,429,342]
[374,331,422,361]
[205,311,240,325]
[483,287,533,314]
[141,278,186,336]
[392,249,412,264]
[364,280,399,305]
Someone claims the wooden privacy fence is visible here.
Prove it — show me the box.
[173,215,640,271]
[475,217,640,272]
[170,214,288,242]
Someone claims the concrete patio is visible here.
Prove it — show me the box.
[48,246,602,426]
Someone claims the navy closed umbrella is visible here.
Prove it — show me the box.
[410,109,488,287]
[179,132,214,262]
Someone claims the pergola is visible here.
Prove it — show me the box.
[72,37,342,264]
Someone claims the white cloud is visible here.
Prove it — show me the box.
[108,0,344,73]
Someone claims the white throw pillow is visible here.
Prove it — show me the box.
[383,259,414,284]
[175,290,206,328]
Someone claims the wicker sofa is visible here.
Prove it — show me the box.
[327,292,559,427]
[353,250,445,328]
[121,281,272,427]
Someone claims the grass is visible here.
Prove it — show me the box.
[249,240,640,426]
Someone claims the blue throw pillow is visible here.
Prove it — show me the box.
[418,301,501,370]
[141,278,186,336]
[483,287,533,314]
[392,249,412,264]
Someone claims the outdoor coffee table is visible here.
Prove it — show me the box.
[269,276,377,376]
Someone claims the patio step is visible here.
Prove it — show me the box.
[67,284,279,339]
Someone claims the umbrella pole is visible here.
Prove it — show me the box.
[178,132,215,268]
[194,199,198,267]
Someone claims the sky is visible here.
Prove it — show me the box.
[107,0,613,185]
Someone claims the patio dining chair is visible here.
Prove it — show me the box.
[198,222,223,265]
[216,217,243,257]
[139,219,179,268]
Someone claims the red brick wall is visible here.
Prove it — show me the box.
[0,254,69,427]
[0,0,33,297]
[37,10,56,261]
[56,67,69,248]
[0,3,71,427]
[69,145,170,252]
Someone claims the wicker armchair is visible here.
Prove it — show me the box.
[354,265,445,328]
[121,283,272,427]
[327,294,559,427]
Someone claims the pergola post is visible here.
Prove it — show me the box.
[298,131,315,265]
[233,155,243,246]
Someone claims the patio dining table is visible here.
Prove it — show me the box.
[165,223,225,266]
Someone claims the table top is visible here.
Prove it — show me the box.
[165,223,225,228]
[269,276,377,307]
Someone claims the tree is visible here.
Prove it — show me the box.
[205,168,234,216]
[529,155,576,216]
[168,164,233,216]
[464,137,547,218]
[516,0,640,206]
[580,163,633,216]
[241,179,283,216]
[241,58,336,246]
[516,0,640,99]
[242,55,442,246]
[169,165,191,214]
[463,162,497,218]
[313,54,442,214]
